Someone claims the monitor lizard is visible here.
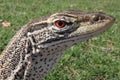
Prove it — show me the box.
[0,10,115,80]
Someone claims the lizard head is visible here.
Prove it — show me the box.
[23,10,115,79]
[27,10,115,48]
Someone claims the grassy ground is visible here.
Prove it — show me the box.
[0,0,120,80]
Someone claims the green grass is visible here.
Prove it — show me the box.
[0,0,120,80]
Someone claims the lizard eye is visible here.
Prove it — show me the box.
[55,20,66,28]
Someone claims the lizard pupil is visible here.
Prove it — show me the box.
[55,20,66,28]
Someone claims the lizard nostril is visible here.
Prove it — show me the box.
[92,15,99,21]
[91,14,106,23]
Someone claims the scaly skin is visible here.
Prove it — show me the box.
[0,10,115,80]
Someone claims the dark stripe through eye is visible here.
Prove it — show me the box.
[67,22,73,25]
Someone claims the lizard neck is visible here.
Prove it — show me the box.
[0,32,76,80]
[0,29,82,80]
[21,39,76,80]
